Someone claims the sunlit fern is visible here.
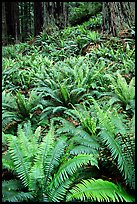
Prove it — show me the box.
[66,178,135,202]
[53,117,99,156]
[2,121,99,202]
[64,103,97,135]
[106,72,135,110]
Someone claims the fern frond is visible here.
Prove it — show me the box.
[33,123,54,165]
[18,122,39,157]
[2,180,34,202]
[66,178,135,202]
[106,73,135,105]
[2,111,21,130]
[56,118,99,148]
[44,137,67,185]
[52,154,98,186]
[48,178,73,202]
[16,92,29,116]
[70,145,97,155]
[52,106,67,114]
[29,124,55,189]
[2,152,15,171]
[28,163,45,191]
[7,136,31,187]
[95,103,135,189]
[60,84,70,103]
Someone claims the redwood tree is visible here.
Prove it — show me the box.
[2,2,7,45]
[5,2,20,43]
[34,2,43,36]
[43,2,68,34]
[102,2,135,36]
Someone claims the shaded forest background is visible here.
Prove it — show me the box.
[2,2,102,45]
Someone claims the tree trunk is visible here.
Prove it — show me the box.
[24,2,29,39]
[2,2,7,45]
[54,2,67,29]
[15,2,20,43]
[20,2,24,42]
[43,2,68,34]
[28,2,32,34]
[102,2,135,36]
[34,2,43,36]
[5,2,19,44]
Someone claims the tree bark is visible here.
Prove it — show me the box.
[102,2,135,36]
[5,2,19,43]
[2,2,7,45]
[24,2,29,39]
[20,2,24,42]
[43,2,68,34]
[34,2,43,36]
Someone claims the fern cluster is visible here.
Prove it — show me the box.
[2,121,134,202]
[2,13,135,202]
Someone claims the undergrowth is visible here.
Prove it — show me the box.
[2,14,135,202]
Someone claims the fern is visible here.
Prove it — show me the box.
[92,99,135,189]
[65,104,97,135]
[51,154,98,186]
[2,179,34,202]
[3,120,134,202]
[3,121,100,202]
[2,90,43,132]
[106,73,135,106]
[66,178,135,202]
[7,135,31,187]
[48,179,74,202]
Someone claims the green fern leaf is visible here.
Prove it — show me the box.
[52,154,98,186]
[66,178,135,202]
[2,180,34,202]
[48,179,73,202]
[44,137,66,185]
[7,136,31,187]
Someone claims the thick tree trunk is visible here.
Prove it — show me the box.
[34,2,43,36]
[54,2,67,29]
[5,2,19,43]
[102,2,135,36]
[43,2,68,34]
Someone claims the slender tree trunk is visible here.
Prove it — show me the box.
[2,2,7,45]
[34,2,43,36]
[24,2,29,39]
[15,2,20,43]
[102,2,135,36]
[28,2,31,34]
[20,2,24,42]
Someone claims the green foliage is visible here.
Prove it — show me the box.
[3,122,99,202]
[92,100,135,190]
[68,2,102,26]
[107,72,135,108]
[54,117,100,156]
[2,90,43,132]
[2,179,34,202]
[65,104,97,135]
[67,178,135,202]
[2,11,135,202]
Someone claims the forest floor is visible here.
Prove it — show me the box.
[2,14,135,202]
